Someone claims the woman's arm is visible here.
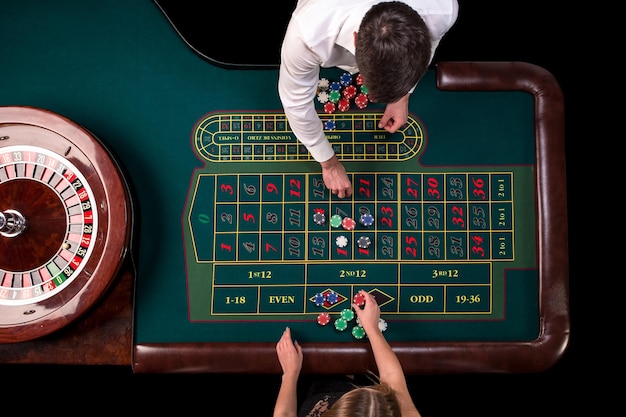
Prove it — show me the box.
[273,327,303,417]
[353,290,422,417]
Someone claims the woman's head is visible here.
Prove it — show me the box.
[322,383,401,417]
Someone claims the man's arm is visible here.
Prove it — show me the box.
[278,29,352,197]
[278,21,334,163]
[320,155,352,198]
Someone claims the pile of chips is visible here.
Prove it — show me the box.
[316,72,369,130]
[313,291,387,339]
[312,209,374,250]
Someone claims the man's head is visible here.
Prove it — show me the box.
[355,1,432,103]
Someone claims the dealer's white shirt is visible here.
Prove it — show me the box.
[278,0,458,163]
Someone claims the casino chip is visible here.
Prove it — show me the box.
[360,84,369,95]
[334,317,348,331]
[324,102,336,114]
[317,312,331,326]
[318,78,330,90]
[324,120,336,130]
[317,91,329,103]
[329,90,341,103]
[338,98,350,112]
[330,214,342,228]
[340,308,355,321]
[343,85,357,100]
[356,73,364,85]
[335,235,348,248]
[378,318,388,332]
[357,236,371,249]
[313,212,326,226]
[352,325,366,339]
[353,292,365,307]
[340,72,353,86]
[326,291,339,305]
[355,93,368,109]
[330,81,342,91]
[359,213,374,227]
[341,217,356,231]
[313,292,326,306]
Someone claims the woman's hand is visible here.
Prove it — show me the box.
[276,326,303,377]
[352,290,381,335]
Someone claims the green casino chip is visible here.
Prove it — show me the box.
[352,325,366,339]
[330,214,342,228]
[340,308,354,321]
[334,317,348,331]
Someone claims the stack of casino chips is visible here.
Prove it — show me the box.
[317,72,369,130]
[314,210,374,250]
[313,290,387,339]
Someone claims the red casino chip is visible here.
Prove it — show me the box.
[337,98,350,112]
[355,93,368,109]
[353,292,366,307]
[341,217,356,230]
[317,312,331,326]
[343,85,357,100]
[324,102,336,114]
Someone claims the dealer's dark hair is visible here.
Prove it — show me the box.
[356,1,431,103]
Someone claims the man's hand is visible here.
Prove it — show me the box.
[320,155,352,198]
[378,93,410,133]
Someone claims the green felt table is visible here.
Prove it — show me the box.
[0,1,568,374]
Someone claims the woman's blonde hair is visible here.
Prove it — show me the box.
[321,382,401,417]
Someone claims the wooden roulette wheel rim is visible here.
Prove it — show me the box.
[0,106,133,343]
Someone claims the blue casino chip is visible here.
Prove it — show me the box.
[329,81,342,91]
[326,291,338,304]
[360,213,374,227]
[340,72,353,86]
[314,292,325,306]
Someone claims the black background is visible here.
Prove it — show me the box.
[2,1,592,414]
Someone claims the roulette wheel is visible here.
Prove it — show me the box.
[0,106,134,343]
